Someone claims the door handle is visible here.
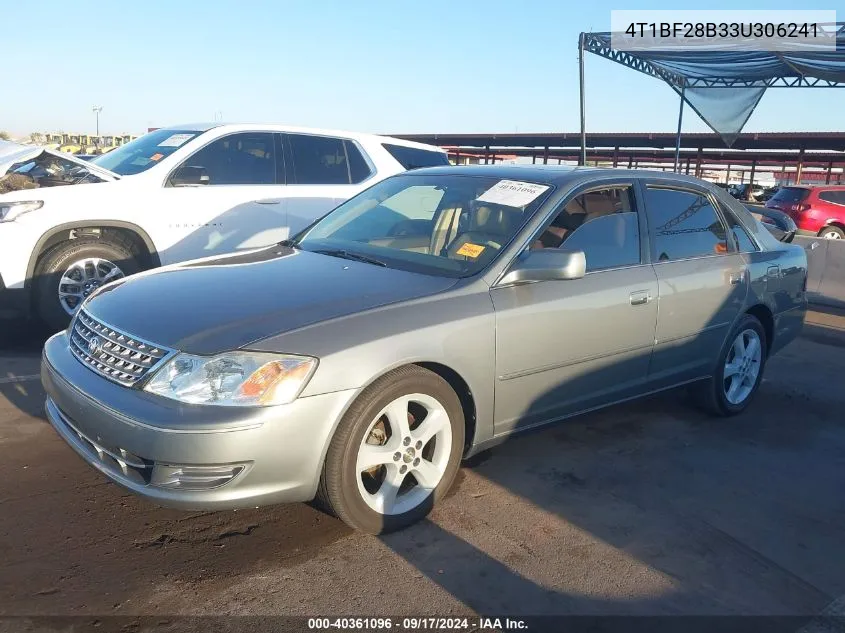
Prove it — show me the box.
[629,290,652,306]
[729,271,745,285]
[255,198,282,205]
[767,265,780,278]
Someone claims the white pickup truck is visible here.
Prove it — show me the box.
[0,124,448,329]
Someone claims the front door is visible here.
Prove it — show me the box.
[491,183,659,436]
[151,131,287,265]
[640,182,748,386]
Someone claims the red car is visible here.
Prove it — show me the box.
[765,185,845,239]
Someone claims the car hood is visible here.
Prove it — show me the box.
[0,140,119,181]
[84,246,459,355]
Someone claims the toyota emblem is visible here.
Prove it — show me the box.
[88,336,102,356]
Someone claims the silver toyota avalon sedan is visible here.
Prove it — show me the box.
[41,166,808,533]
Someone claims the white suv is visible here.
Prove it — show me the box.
[0,124,448,329]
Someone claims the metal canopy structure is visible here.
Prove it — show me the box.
[578,25,845,166]
[393,130,845,185]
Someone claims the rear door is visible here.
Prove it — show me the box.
[641,180,748,386]
[491,181,659,435]
[283,133,375,234]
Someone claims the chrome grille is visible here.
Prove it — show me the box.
[68,310,175,387]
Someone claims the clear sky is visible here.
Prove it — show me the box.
[2,0,841,137]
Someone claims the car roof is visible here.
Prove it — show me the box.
[778,184,845,190]
[156,123,444,151]
[405,164,724,187]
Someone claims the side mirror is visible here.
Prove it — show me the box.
[170,165,209,187]
[499,249,586,286]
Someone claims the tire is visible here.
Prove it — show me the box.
[691,314,767,417]
[317,365,465,534]
[818,226,845,240]
[33,236,141,331]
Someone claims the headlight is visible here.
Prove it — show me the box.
[0,200,43,222]
[144,351,317,406]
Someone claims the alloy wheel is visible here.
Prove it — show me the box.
[356,393,452,516]
[58,257,125,315]
[723,328,762,405]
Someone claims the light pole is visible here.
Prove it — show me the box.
[92,106,103,152]
[92,105,103,135]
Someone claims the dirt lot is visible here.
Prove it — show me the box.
[1,309,844,620]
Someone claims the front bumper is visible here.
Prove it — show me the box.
[41,332,357,510]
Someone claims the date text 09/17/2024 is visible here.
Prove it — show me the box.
[307,617,528,631]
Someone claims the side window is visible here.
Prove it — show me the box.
[177,133,276,185]
[288,134,350,185]
[535,186,640,272]
[819,190,845,206]
[644,187,729,261]
[345,140,373,184]
[381,143,450,170]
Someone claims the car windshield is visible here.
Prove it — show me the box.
[770,187,809,203]
[296,173,554,278]
[91,129,203,176]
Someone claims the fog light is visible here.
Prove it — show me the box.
[151,463,249,490]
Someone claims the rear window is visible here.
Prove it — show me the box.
[770,187,810,203]
[382,143,449,170]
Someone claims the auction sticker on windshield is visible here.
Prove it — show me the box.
[158,133,195,148]
[455,243,485,258]
[477,180,550,208]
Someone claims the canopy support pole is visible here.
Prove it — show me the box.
[749,160,757,195]
[579,33,587,166]
[826,161,833,184]
[796,148,805,184]
[673,85,685,173]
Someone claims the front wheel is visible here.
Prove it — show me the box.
[692,314,767,417]
[318,366,464,534]
[34,237,141,331]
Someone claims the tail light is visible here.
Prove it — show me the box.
[791,203,810,212]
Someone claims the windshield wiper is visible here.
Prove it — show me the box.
[312,248,387,267]
[277,238,300,249]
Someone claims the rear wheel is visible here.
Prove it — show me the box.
[692,314,767,417]
[318,365,464,534]
[34,237,141,331]
[819,226,845,240]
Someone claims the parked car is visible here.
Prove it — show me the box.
[0,126,448,327]
[41,166,807,533]
[765,185,845,239]
[729,184,778,203]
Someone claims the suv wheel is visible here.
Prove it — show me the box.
[34,236,141,331]
[819,226,845,240]
[317,365,464,534]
